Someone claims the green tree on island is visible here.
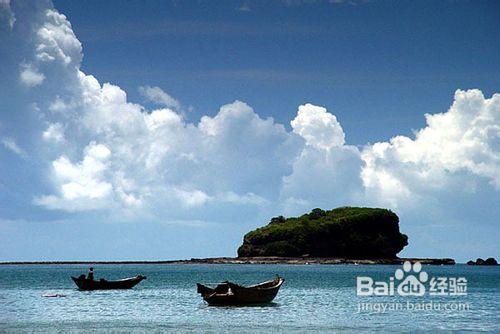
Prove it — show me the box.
[238,207,408,259]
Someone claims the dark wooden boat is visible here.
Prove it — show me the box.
[197,276,284,305]
[71,274,146,290]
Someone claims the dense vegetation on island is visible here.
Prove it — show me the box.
[238,207,408,259]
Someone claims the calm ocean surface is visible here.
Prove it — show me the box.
[0,264,498,332]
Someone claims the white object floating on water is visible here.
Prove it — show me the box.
[42,293,66,298]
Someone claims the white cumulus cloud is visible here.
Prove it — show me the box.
[291,103,345,150]
[42,122,65,142]
[139,85,181,110]
[19,63,45,87]
[361,89,500,208]
[34,142,113,211]
[25,16,301,214]
[35,9,82,66]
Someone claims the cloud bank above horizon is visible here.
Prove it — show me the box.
[0,1,498,259]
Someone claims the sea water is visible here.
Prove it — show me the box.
[0,264,498,332]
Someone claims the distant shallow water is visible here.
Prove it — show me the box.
[0,264,498,332]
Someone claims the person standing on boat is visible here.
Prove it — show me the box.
[87,267,94,280]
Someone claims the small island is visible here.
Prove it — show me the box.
[467,258,498,266]
[238,207,409,259]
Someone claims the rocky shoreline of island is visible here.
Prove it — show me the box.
[184,256,457,265]
[0,256,456,265]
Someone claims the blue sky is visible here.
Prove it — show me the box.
[0,0,499,262]
[54,0,500,143]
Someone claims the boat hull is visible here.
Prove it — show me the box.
[197,277,284,305]
[71,275,146,291]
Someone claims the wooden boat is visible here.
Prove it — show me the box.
[197,276,284,305]
[71,274,146,291]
